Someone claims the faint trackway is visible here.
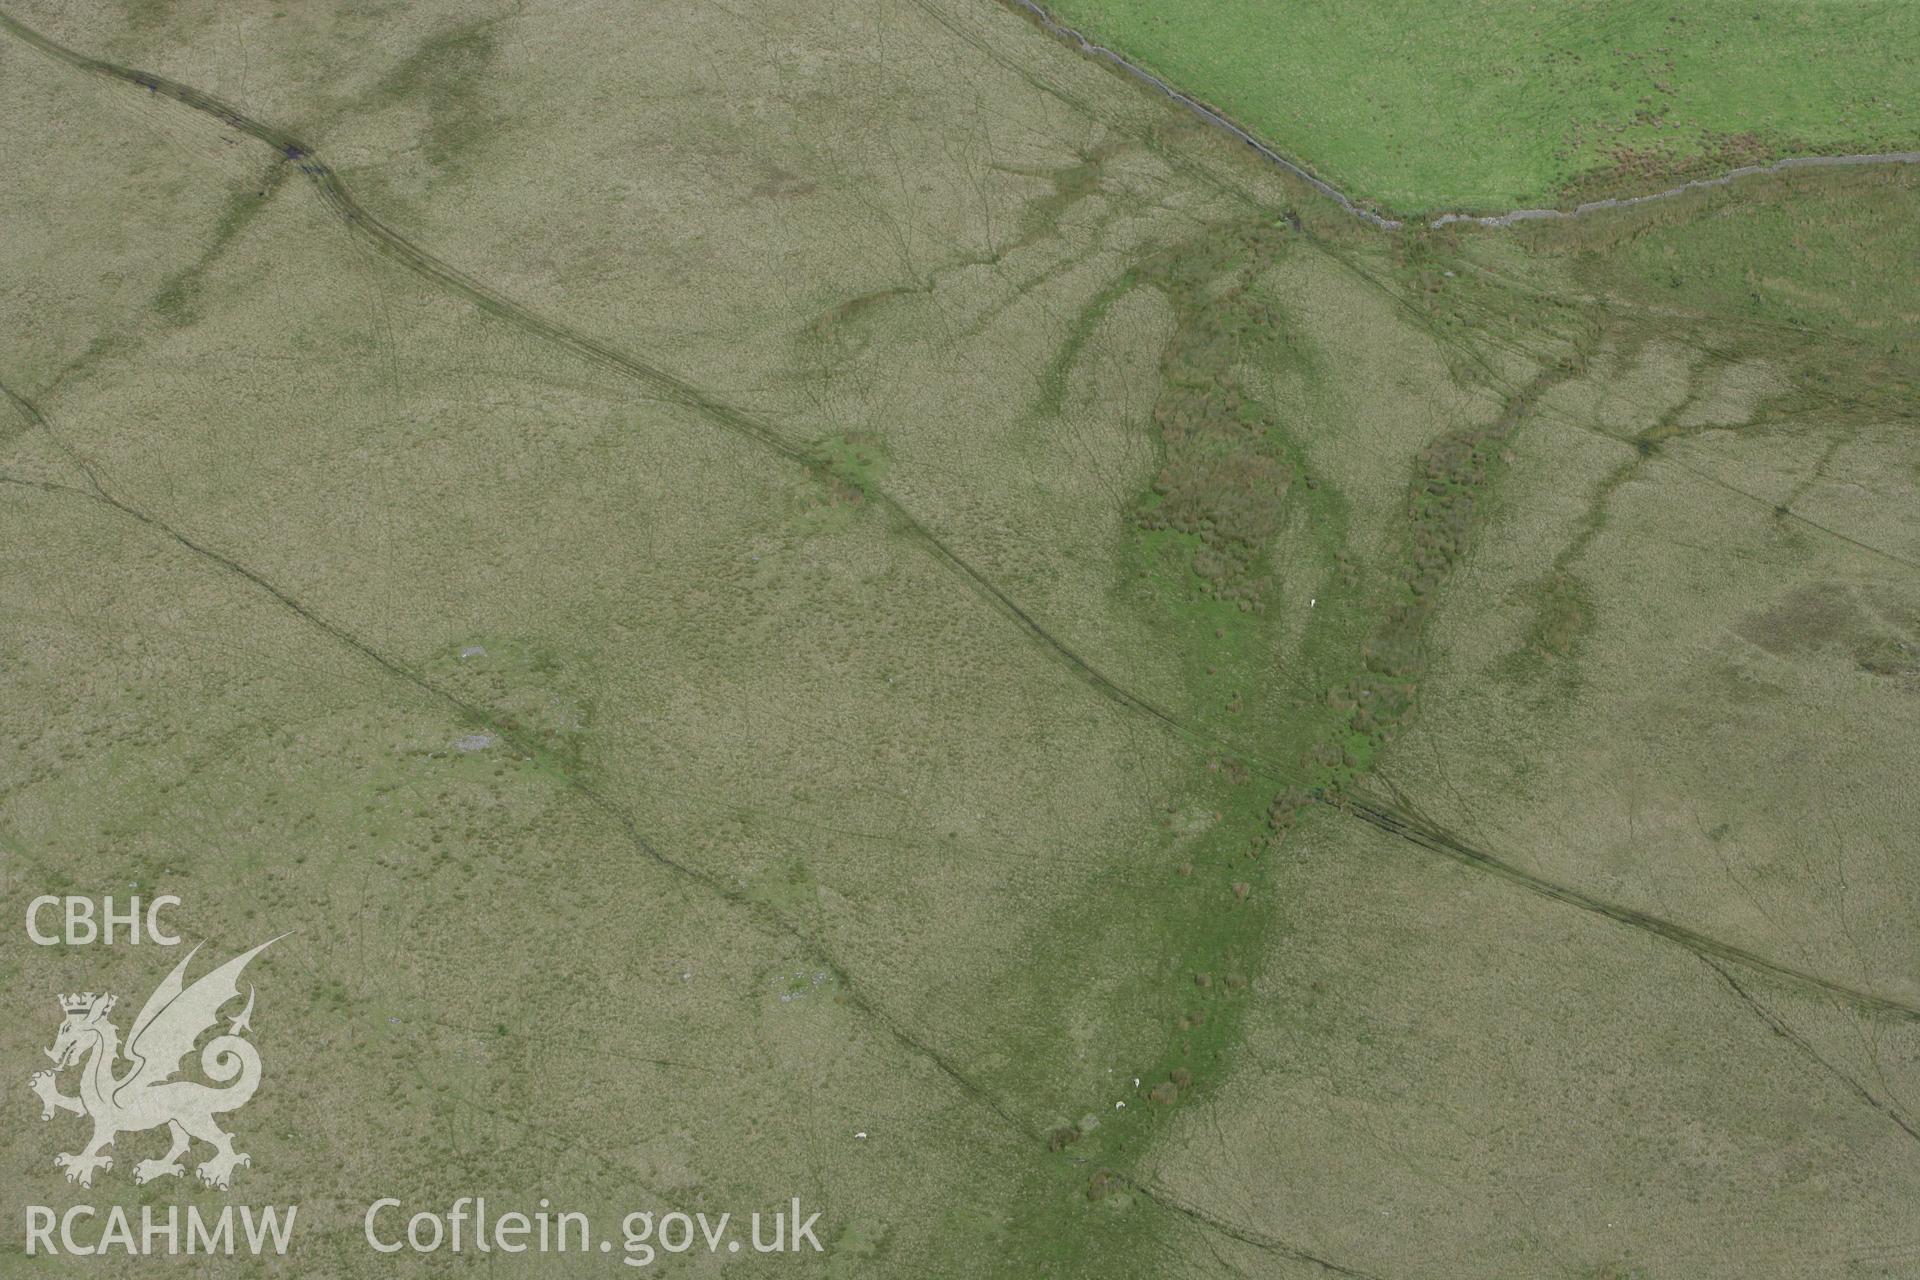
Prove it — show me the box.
[1700,958,1920,1146]
[1,13,1911,1270]
[0,9,1183,742]
[7,18,1918,1243]
[0,16,1358,1268]
[1005,0,1920,230]
[4,9,1917,1041]
[0,379,1037,1160]
[0,275,1379,1280]
[1342,794,1920,1024]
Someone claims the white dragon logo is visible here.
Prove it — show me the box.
[28,938,279,1190]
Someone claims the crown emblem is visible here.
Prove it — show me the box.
[34,939,278,1192]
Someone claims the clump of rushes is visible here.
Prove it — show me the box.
[1267,356,1585,831]
[1133,225,1302,605]
[808,431,887,505]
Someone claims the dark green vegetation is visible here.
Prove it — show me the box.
[1131,225,1300,605]
[1040,0,1920,212]
[2,1,1916,1277]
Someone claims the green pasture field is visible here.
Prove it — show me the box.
[1043,0,1920,212]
